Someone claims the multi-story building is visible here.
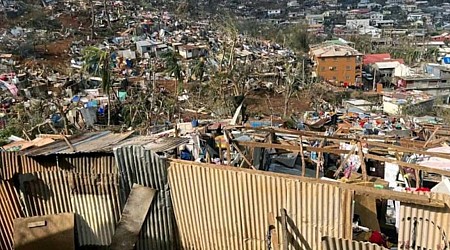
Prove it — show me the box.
[310,44,363,87]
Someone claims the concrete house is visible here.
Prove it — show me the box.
[310,43,363,87]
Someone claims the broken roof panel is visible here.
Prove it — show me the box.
[21,131,134,156]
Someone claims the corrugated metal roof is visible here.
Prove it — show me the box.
[398,191,450,250]
[115,136,190,152]
[0,180,23,250]
[168,160,354,250]
[21,131,134,156]
[114,145,179,250]
[322,236,388,250]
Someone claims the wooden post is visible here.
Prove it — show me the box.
[218,141,223,164]
[300,136,306,177]
[334,145,357,178]
[280,208,288,250]
[358,141,368,181]
[268,212,280,250]
[232,142,255,169]
[423,126,440,148]
[224,132,232,166]
[316,139,325,179]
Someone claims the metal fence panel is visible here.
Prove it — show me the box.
[168,161,354,250]
[114,145,178,250]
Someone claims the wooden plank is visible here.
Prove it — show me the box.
[358,142,368,181]
[299,136,306,177]
[235,141,351,155]
[230,142,255,170]
[268,212,280,250]
[334,146,357,178]
[367,141,450,160]
[280,208,288,250]
[365,153,450,177]
[110,184,157,250]
[423,126,440,148]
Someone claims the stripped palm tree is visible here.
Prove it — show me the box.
[162,50,184,133]
[82,46,112,126]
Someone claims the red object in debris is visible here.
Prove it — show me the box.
[369,231,387,247]
[406,187,430,192]
[343,82,349,88]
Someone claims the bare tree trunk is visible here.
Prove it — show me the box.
[107,93,111,126]
[103,0,112,31]
[90,0,95,39]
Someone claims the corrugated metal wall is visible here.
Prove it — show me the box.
[168,161,354,250]
[114,145,179,250]
[0,180,23,250]
[321,236,388,250]
[398,192,450,250]
[70,173,121,246]
[0,152,120,249]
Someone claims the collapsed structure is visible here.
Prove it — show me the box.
[1,122,450,249]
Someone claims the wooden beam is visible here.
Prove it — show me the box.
[268,212,280,250]
[235,141,351,155]
[367,141,450,160]
[300,136,306,177]
[366,153,450,177]
[316,138,326,179]
[423,126,440,148]
[62,135,75,152]
[334,146,357,178]
[280,208,288,250]
[358,141,368,181]
[230,142,255,170]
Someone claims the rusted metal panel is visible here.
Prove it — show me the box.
[19,171,73,217]
[168,161,354,250]
[14,213,75,250]
[21,131,133,156]
[18,170,121,247]
[0,180,23,250]
[0,151,20,180]
[321,236,388,250]
[114,145,179,250]
[0,152,59,180]
[398,192,450,250]
[58,155,117,173]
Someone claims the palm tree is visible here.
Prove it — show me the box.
[162,50,184,129]
[82,46,112,126]
[191,58,206,82]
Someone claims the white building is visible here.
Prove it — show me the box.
[305,14,324,25]
[287,0,300,8]
[370,12,384,23]
[346,19,371,30]
[267,9,282,16]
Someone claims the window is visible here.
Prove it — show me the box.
[346,57,351,61]
[333,57,338,61]
[346,75,351,80]
[346,66,351,70]
[332,76,337,80]
[321,58,325,61]
[321,66,325,71]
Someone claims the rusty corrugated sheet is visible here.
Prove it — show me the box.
[18,170,121,247]
[114,145,179,250]
[58,155,117,173]
[69,172,121,246]
[321,236,388,250]
[0,151,20,180]
[398,191,450,250]
[0,152,59,180]
[21,131,133,156]
[168,161,354,250]
[0,180,23,250]
[19,171,73,217]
